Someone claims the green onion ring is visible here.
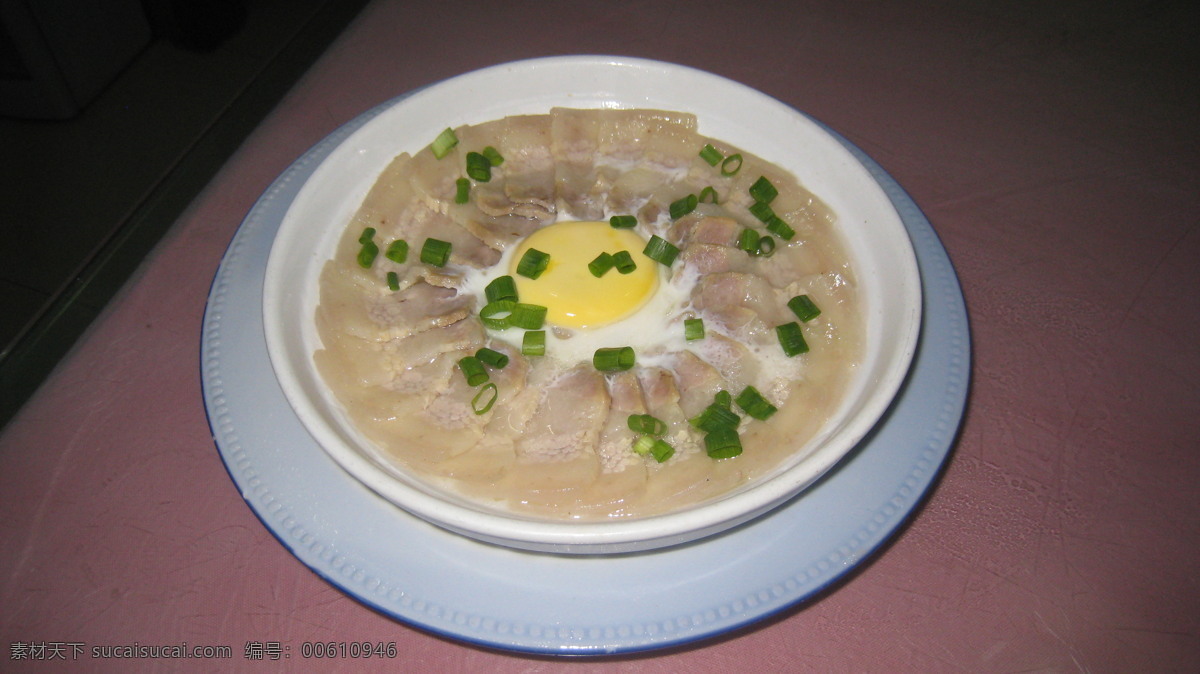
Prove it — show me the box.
[471,383,498,415]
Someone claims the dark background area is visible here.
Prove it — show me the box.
[0,0,369,427]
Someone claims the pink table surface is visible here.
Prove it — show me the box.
[3,1,1197,671]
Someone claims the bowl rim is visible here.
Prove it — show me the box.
[262,55,922,553]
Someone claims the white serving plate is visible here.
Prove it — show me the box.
[201,61,968,654]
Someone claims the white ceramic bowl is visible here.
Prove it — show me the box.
[263,56,921,554]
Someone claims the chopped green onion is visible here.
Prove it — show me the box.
[690,402,740,433]
[776,321,810,357]
[430,127,459,159]
[698,186,719,204]
[643,235,680,266]
[472,383,498,414]
[721,153,743,176]
[516,248,550,279]
[613,250,637,274]
[748,200,775,223]
[736,385,778,420]
[481,145,504,166]
[509,303,547,329]
[357,240,379,268]
[628,413,667,436]
[737,227,760,254]
[475,347,509,369]
[420,237,451,266]
[787,294,822,322]
[766,215,795,240]
[649,438,674,462]
[479,300,515,329]
[631,435,675,462]
[386,271,400,291]
[593,346,635,372]
[669,193,698,219]
[384,239,408,263]
[485,275,518,303]
[466,151,492,182]
[609,215,637,229]
[705,427,743,458]
[684,317,705,341]
[522,330,545,356]
[458,356,489,387]
[358,227,376,244]
[588,252,615,277]
[749,176,778,204]
[714,390,732,409]
[454,177,470,204]
[699,143,723,166]
[632,434,656,456]
[756,235,776,257]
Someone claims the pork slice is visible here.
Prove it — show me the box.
[383,316,485,374]
[634,184,723,229]
[515,364,611,463]
[670,350,729,417]
[349,352,476,468]
[460,379,546,509]
[386,350,456,398]
[469,114,558,222]
[448,202,548,251]
[420,340,537,455]
[551,108,696,151]
[471,173,557,222]
[460,113,555,180]
[399,200,501,269]
[414,267,464,290]
[424,344,540,485]
[609,370,648,414]
[405,136,463,203]
[637,366,701,456]
[406,140,550,253]
[754,242,821,289]
[679,239,826,292]
[692,271,792,344]
[723,154,831,224]
[694,333,761,395]
[597,371,649,473]
[313,330,392,392]
[607,166,669,215]
[417,352,493,453]
[698,302,759,340]
[316,261,384,342]
[366,281,473,342]
[466,342,532,439]
[595,108,699,166]
[668,215,741,248]
[393,340,524,461]
[549,108,609,220]
[550,108,696,221]
[342,151,416,248]
[677,242,754,276]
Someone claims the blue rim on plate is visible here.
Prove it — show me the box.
[201,90,969,655]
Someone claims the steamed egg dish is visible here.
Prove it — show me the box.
[313,108,862,521]
[463,220,694,367]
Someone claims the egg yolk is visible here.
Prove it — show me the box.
[511,221,658,329]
